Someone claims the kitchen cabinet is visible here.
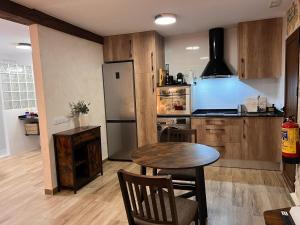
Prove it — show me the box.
[103,31,164,147]
[133,31,164,147]
[135,72,157,146]
[191,118,243,160]
[103,34,133,62]
[191,117,282,168]
[238,18,282,79]
[242,117,282,162]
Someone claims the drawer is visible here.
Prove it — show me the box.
[204,119,226,126]
[72,128,100,146]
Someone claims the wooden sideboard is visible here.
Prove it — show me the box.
[53,126,102,193]
[264,208,292,225]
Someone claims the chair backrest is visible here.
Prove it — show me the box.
[117,169,179,225]
[167,128,197,143]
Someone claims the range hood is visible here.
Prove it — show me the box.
[201,28,233,78]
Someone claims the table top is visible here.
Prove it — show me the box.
[264,208,292,225]
[132,142,220,169]
[53,126,100,136]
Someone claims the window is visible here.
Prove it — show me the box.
[0,61,36,110]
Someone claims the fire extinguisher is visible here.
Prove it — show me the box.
[281,117,300,164]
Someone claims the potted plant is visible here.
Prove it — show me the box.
[69,100,90,127]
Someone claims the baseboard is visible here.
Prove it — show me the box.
[211,159,280,171]
[291,193,300,206]
[44,187,59,195]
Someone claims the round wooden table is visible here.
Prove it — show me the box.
[132,142,220,225]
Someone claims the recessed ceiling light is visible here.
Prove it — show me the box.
[186,46,200,50]
[16,43,31,50]
[154,13,177,25]
[270,0,281,8]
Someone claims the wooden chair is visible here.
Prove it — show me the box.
[167,128,197,143]
[117,169,199,225]
[156,128,198,196]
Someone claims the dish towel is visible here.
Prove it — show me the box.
[290,207,300,224]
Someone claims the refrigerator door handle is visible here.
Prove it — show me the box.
[106,120,136,123]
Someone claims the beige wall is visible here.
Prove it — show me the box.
[30,25,107,190]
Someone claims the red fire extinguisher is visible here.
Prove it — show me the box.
[281,117,300,164]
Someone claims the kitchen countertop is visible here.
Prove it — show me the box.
[191,112,284,118]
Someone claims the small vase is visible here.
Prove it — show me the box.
[73,116,80,128]
[78,114,89,127]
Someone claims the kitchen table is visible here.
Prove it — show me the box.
[131,142,220,225]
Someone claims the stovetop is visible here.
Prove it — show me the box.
[192,109,238,115]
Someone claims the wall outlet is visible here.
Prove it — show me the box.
[53,116,70,125]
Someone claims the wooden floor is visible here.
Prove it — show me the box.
[0,150,293,225]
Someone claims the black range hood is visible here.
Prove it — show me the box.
[201,28,233,78]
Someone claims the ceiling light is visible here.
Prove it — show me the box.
[186,46,200,50]
[154,13,177,25]
[16,43,31,50]
[270,0,281,8]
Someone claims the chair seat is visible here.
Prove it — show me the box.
[135,191,198,225]
[158,169,196,181]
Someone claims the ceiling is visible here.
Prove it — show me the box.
[12,0,291,37]
[0,18,31,64]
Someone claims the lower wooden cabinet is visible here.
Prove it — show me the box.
[53,126,103,193]
[191,117,282,168]
[191,118,243,160]
[242,117,282,162]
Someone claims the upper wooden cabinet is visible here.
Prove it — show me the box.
[132,31,165,74]
[103,34,133,62]
[238,18,283,79]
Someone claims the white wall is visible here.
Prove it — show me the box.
[2,109,40,155]
[30,25,107,190]
[165,26,285,110]
[0,36,40,156]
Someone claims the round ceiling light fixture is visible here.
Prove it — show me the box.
[16,43,31,50]
[154,13,177,25]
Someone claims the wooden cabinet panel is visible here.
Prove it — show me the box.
[103,34,133,62]
[238,18,282,79]
[242,117,282,162]
[135,72,157,147]
[87,140,102,177]
[133,31,155,74]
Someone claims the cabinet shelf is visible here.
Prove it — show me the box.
[75,160,87,167]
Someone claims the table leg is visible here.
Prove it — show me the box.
[140,166,146,175]
[195,167,207,225]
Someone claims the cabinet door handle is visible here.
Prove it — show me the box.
[241,58,245,78]
[152,74,155,93]
[129,39,132,58]
[243,119,246,138]
[151,52,154,72]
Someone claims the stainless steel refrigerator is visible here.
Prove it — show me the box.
[102,61,137,160]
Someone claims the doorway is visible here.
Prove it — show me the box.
[0,18,40,157]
